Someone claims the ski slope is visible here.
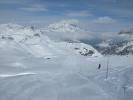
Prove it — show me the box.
[0,23,133,100]
[0,43,133,100]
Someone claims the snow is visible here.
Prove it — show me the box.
[0,23,133,100]
[0,44,133,100]
[0,72,36,78]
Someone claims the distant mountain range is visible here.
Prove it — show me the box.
[0,22,101,59]
[94,28,133,55]
[0,20,133,56]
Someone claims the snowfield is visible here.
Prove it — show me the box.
[0,23,133,100]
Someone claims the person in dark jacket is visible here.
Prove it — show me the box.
[98,64,101,69]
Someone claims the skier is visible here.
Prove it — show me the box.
[98,64,101,70]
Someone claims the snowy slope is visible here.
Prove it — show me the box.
[0,43,133,100]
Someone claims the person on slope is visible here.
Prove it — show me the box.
[98,64,101,70]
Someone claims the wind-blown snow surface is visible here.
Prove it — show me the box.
[0,23,133,100]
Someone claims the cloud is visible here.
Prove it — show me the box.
[93,16,115,24]
[20,4,48,12]
[65,10,92,17]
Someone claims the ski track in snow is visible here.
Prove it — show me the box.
[0,72,36,78]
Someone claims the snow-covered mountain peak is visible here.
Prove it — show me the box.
[46,20,82,32]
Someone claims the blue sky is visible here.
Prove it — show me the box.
[0,0,133,33]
